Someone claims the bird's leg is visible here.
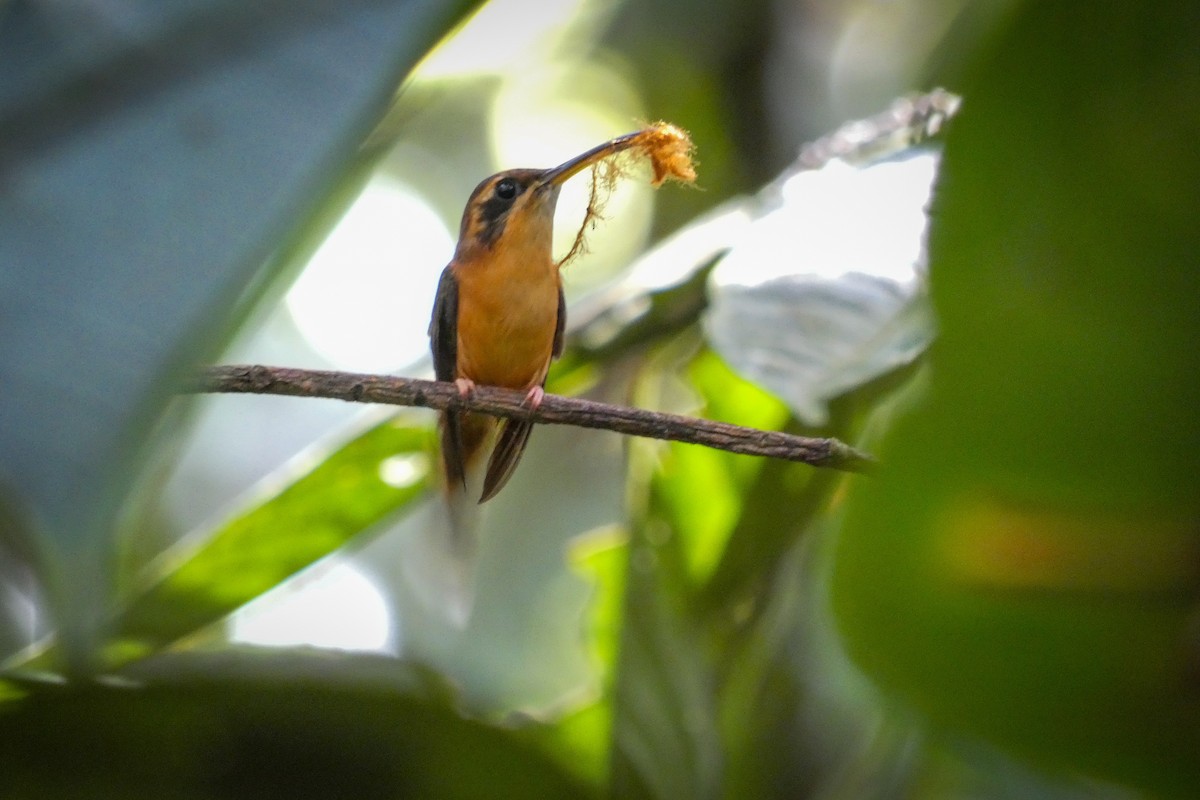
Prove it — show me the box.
[522,385,545,410]
[454,377,476,397]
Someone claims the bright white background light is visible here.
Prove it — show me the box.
[285,175,453,372]
[230,562,395,653]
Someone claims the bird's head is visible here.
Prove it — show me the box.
[453,132,642,260]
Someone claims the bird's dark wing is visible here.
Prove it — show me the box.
[429,266,467,490]
[429,266,459,383]
[480,417,534,503]
[552,283,567,359]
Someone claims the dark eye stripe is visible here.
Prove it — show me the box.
[476,178,521,245]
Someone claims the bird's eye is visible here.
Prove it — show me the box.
[494,178,518,200]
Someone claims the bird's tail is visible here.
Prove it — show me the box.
[402,412,493,626]
[441,408,492,531]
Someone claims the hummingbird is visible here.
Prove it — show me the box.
[428,132,648,504]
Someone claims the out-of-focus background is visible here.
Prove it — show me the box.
[1,0,1197,797]
[149,0,962,698]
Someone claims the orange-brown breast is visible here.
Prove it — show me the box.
[452,241,561,391]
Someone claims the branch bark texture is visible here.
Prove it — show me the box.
[188,365,876,473]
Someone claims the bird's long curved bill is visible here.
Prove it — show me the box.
[538,131,643,187]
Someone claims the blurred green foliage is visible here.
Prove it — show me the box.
[831,2,1200,797]
[2,1,1198,799]
[0,665,590,799]
[115,421,435,657]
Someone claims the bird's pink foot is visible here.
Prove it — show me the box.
[522,385,545,409]
[455,377,476,397]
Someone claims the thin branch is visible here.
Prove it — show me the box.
[187,364,876,473]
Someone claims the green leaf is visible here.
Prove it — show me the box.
[653,351,789,586]
[568,526,630,690]
[609,543,722,800]
[832,3,1200,796]
[608,363,725,800]
[705,152,938,426]
[712,540,820,800]
[0,657,591,799]
[114,419,434,657]
[524,699,613,791]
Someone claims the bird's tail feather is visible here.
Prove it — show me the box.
[404,412,493,625]
[480,418,534,502]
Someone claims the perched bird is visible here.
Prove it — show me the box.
[417,125,694,620]
[428,134,645,504]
